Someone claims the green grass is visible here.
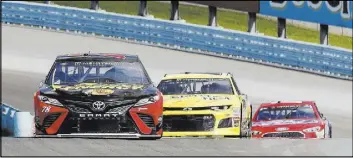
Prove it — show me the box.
[33,1,352,50]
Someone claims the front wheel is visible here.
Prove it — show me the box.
[323,127,332,139]
[139,131,163,140]
[224,135,241,138]
[240,121,252,138]
[139,136,162,140]
[241,105,252,138]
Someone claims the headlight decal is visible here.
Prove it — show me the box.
[134,94,160,107]
[210,105,231,111]
[232,107,241,117]
[38,95,63,107]
[218,118,233,128]
[303,126,321,132]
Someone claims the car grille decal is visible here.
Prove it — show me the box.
[42,113,62,128]
[262,132,305,138]
[163,115,215,132]
[137,113,155,128]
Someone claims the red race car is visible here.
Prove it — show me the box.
[251,101,332,139]
[33,53,163,139]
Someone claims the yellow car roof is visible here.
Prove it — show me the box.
[162,72,232,80]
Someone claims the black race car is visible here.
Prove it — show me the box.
[33,53,163,139]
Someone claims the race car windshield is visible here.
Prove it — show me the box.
[49,60,150,85]
[157,78,234,95]
[256,104,317,121]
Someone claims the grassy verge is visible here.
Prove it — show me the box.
[33,1,352,50]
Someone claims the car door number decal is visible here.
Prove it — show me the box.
[42,106,52,113]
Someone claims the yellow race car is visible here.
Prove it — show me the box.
[157,72,252,137]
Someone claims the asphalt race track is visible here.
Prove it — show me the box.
[2,24,352,156]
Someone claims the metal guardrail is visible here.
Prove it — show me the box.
[2,1,352,80]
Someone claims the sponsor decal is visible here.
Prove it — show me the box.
[273,104,313,109]
[102,54,126,59]
[74,61,135,66]
[260,1,352,28]
[202,95,230,100]
[88,89,115,95]
[170,95,230,100]
[2,106,16,118]
[57,83,145,91]
[275,127,289,131]
[78,113,121,118]
[269,1,352,20]
[138,107,148,111]
[174,78,228,81]
[259,104,313,111]
[170,95,197,99]
[252,119,320,127]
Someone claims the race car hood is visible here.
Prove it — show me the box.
[251,119,323,131]
[163,94,241,108]
[40,83,157,99]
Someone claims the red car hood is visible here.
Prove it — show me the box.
[251,119,323,131]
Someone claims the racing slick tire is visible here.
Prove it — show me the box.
[240,108,252,138]
[328,126,332,138]
[139,136,162,140]
[329,127,332,138]
[239,103,252,138]
[323,125,332,139]
[243,105,253,138]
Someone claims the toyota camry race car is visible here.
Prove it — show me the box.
[33,53,163,139]
[157,72,252,137]
[251,101,332,139]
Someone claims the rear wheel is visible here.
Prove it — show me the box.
[324,125,332,139]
